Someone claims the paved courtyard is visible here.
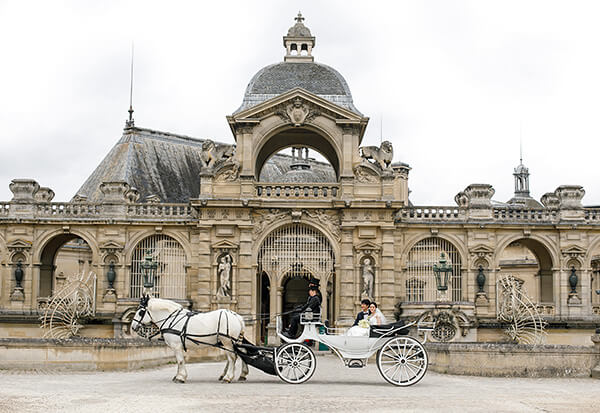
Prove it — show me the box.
[0,354,598,413]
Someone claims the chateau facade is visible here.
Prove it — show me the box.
[1,14,599,345]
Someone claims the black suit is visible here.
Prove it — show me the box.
[287,294,322,336]
[353,310,370,326]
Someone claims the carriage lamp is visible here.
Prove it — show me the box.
[14,261,24,289]
[141,250,157,289]
[433,253,452,291]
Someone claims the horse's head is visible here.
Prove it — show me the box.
[131,294,152,332]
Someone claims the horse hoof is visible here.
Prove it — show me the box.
[173,378,185,384]
[218,375,224,381]
[238,376,247,382]
[222,378,232,383]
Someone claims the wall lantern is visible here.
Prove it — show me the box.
[141,250,157,289]
[432,253,452,292]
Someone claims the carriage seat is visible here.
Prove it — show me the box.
[369,320,410,338]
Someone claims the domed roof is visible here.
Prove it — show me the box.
[234,62,361,115]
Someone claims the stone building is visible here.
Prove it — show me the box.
[1,14,599,345]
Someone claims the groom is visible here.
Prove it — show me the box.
[353,298,371,326]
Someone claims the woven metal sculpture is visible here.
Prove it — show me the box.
[40,271,96,339]
[497,275,546,345]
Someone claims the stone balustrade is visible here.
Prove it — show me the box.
[585,208,600,222]
[126,203,194,219]
[255,183,339,199]
[36,202,101,217]
[397,206,464,222]
[493,207,558,222]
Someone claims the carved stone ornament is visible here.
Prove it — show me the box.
[273,98,320,127]
[34,187,55,202]
[302,209,341,241]
[555,185,585,209]
[416,309,472,342]
[353,164,380,183]
[145,194,161,203]
[252,209,290,238]
[200,140,236,169]
[9,179,40,202]
[359,141,394,170]
[252,209,341,241]
[99,181,130,203]
[459,184,495,209]
[214,161,240,182]
[125,187,140,203]
[561,245,586,261]
[540,192,560,209]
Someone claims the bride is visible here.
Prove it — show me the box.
[346,302,387,336]
[368,302,387,326]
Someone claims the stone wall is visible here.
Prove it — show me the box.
[426,341,600,378]
[0,338,223,371]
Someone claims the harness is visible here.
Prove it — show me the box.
[136,304,241,353]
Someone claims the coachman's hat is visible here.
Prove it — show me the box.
[308,276,320,289]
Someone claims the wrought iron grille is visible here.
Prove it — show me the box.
[406,238,462,302]
[258,224,335,281]
[130,235,187,299]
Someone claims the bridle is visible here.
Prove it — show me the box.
[132,305,149,331]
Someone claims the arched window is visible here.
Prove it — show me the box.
[406,238,462,302]
[130,235,186,299]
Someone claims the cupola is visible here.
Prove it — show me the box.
[283,12,316,62]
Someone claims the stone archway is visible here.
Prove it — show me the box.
[38,233,93,301]
[497,238,555,310]
[254,126,341,181]
[257,223,336,341]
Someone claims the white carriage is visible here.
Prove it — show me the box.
[269,312,428,386]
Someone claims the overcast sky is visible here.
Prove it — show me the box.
[1,0,599,206]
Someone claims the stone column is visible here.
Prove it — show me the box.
[196,224,212,311]
[380,228,395,316]
[339,228,354,325]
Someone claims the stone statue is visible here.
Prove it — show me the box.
[360,141,393,170]
[201,140,235,168]
[361,258,374,298]
[217,254,232,298]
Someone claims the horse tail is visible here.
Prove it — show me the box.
[232,311,246,341]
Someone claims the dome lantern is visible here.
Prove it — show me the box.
[283,12,316,63]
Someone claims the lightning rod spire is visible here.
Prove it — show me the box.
[126,42,135,128]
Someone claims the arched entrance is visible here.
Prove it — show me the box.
[498,239,555,309]
[38,234,93,301]
[257,223,336,342]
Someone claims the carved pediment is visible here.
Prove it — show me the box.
[469,245,494,257]
[100,241,123,250]
[211,239,239,252]
[228,88,367,135]
[561,245,586,257]
[354,241,381,255]
[7,239,32,251]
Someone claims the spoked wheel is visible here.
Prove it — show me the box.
[376,336,428,386]
[274,342,316,384]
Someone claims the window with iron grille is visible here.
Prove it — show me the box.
[406,238,462,302]
[130,235,187,299]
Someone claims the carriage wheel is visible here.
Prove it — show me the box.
[376,336,428,386]
[274,342,316,384]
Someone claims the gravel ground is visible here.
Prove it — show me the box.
[0,354,598,413]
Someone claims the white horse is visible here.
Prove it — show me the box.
[131,296,249,383]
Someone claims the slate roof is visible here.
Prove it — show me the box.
[234,62,362,115]
[74,127,206,203]
[75,127,337,203]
